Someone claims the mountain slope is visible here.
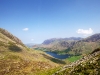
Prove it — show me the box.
[0,28,65,75]
[69,33,100,55]
[54,48,100,75]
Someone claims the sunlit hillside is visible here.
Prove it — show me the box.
[0,28,65,75]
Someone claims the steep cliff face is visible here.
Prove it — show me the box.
[53,48,100,75]
[0,28,65,75]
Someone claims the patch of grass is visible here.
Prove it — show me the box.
[0,41,7,47]
[65,56,82,62]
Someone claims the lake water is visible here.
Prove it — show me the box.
[46,52,69,59]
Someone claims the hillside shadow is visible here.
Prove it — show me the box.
[9,44,22,52]
[91,48,100,54]
[42,53,66,64]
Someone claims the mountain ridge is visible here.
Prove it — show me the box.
[33,37,82,52]
[42,37,82,45]
[70,33,100,55]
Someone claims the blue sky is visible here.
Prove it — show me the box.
[0,0,100,44]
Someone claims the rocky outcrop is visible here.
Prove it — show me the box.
[53,48,100,75]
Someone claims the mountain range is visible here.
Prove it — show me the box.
[33,33,100,55]
[33,37,82,52]
[42,37,82,45]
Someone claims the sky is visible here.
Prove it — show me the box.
[0,0,100,44]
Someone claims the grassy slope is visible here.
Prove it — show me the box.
[65,56,82,62]
[0,28,66,75]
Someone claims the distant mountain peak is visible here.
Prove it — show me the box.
[83,33,100,42]
[42,37,82,45]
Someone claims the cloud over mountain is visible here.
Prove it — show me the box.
[77,28,93,35]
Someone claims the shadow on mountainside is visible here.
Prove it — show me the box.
[42,53,66,64]
[9,44,22,52]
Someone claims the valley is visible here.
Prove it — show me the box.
[33,33,100,56]
[32,33,100,75]
[0,28,100,75]
[1,0,100,75]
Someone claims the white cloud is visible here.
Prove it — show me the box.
[23,28,29,31]
[31,39,34,41]
[77,28,93,35]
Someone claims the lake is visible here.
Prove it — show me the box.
[46,52,70,59]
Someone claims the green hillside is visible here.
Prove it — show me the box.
[0,28,65,75]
